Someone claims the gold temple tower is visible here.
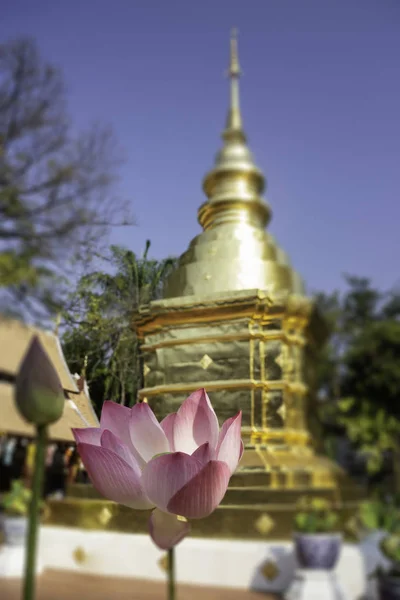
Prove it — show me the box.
[55,31,361,540]
[134,31,362,539]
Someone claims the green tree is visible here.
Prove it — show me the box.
[314,276,383,406]
[338,316,400,480]
[0,38,130,320]
[314,277,400,489]
[61,327,108,414]
[62,243,176,412]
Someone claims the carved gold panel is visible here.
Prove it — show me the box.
[254,513,275,535]
[200,354,213,369]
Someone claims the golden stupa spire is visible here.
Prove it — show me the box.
[163,29,305,299]
[225,28,243,133]
[199,29,271,231]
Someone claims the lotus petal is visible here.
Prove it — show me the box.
[130,402,169,462]
[100,401,132,446]
[149,508,190,550]
[77,443,153,510]
[160,413,177,452]
[167,460,231,519]
[142,452,203,512]
[173,389,219,454]
[216,412,242,474]
[191,442,215,465]
[100,401,145,468]
[72,427,102,446]
[101,429,140,472]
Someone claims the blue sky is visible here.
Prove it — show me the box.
[2,0,399,294]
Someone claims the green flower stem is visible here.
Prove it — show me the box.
[167,547,175,600]
[23,424,47,600]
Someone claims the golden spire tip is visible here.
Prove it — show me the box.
[224,27,243,133]
[229,27,241,77]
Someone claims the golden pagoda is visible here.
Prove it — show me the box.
[55,31,362,541]
[134,30,362,538]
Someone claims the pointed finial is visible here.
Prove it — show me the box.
[229,28,241,78]
[225,28,243,133]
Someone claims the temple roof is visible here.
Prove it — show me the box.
[0,316,99,441]
[0,315,78,392]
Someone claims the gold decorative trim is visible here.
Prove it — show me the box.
[157,554,168,573]
[158,554,169,572]
[200,354,213,370]
[140,330,304,352]
[143,364,151,376]
[274,348,285,369]
[73,547,87,564]
[98,506,113,526]
[139,378,295,398]
[254,513,275,535]
[261,560,280,581]
[137,288,314,314]
[277,403,287,420]
[249,321,256,432]
[136,296,314,338]
[259,338,266,429]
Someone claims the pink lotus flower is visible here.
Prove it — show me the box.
[72,389,243,549]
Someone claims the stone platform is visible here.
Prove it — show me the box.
[0,526,388,599]
[0,525,387,598]
[0,544,43,578]
[38,527,360,595]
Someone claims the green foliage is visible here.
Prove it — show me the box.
[314,276,383,405]
[358,499,400,534]
[61,243,177,412]
[337,318,400,475]
[294,496,339,534]
[365,498,400,578]
[314,276,400,489]
[2,480,32,516]
[0,37,130,320]
[380,534,400,565]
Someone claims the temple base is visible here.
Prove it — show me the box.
[53,460,363,540]
[0,545,43,578]
[26,525,382,598]
[57,444,364,540]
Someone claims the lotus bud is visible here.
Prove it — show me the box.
[15,336,65,426]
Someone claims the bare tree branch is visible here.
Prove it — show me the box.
[0,37,134,319]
